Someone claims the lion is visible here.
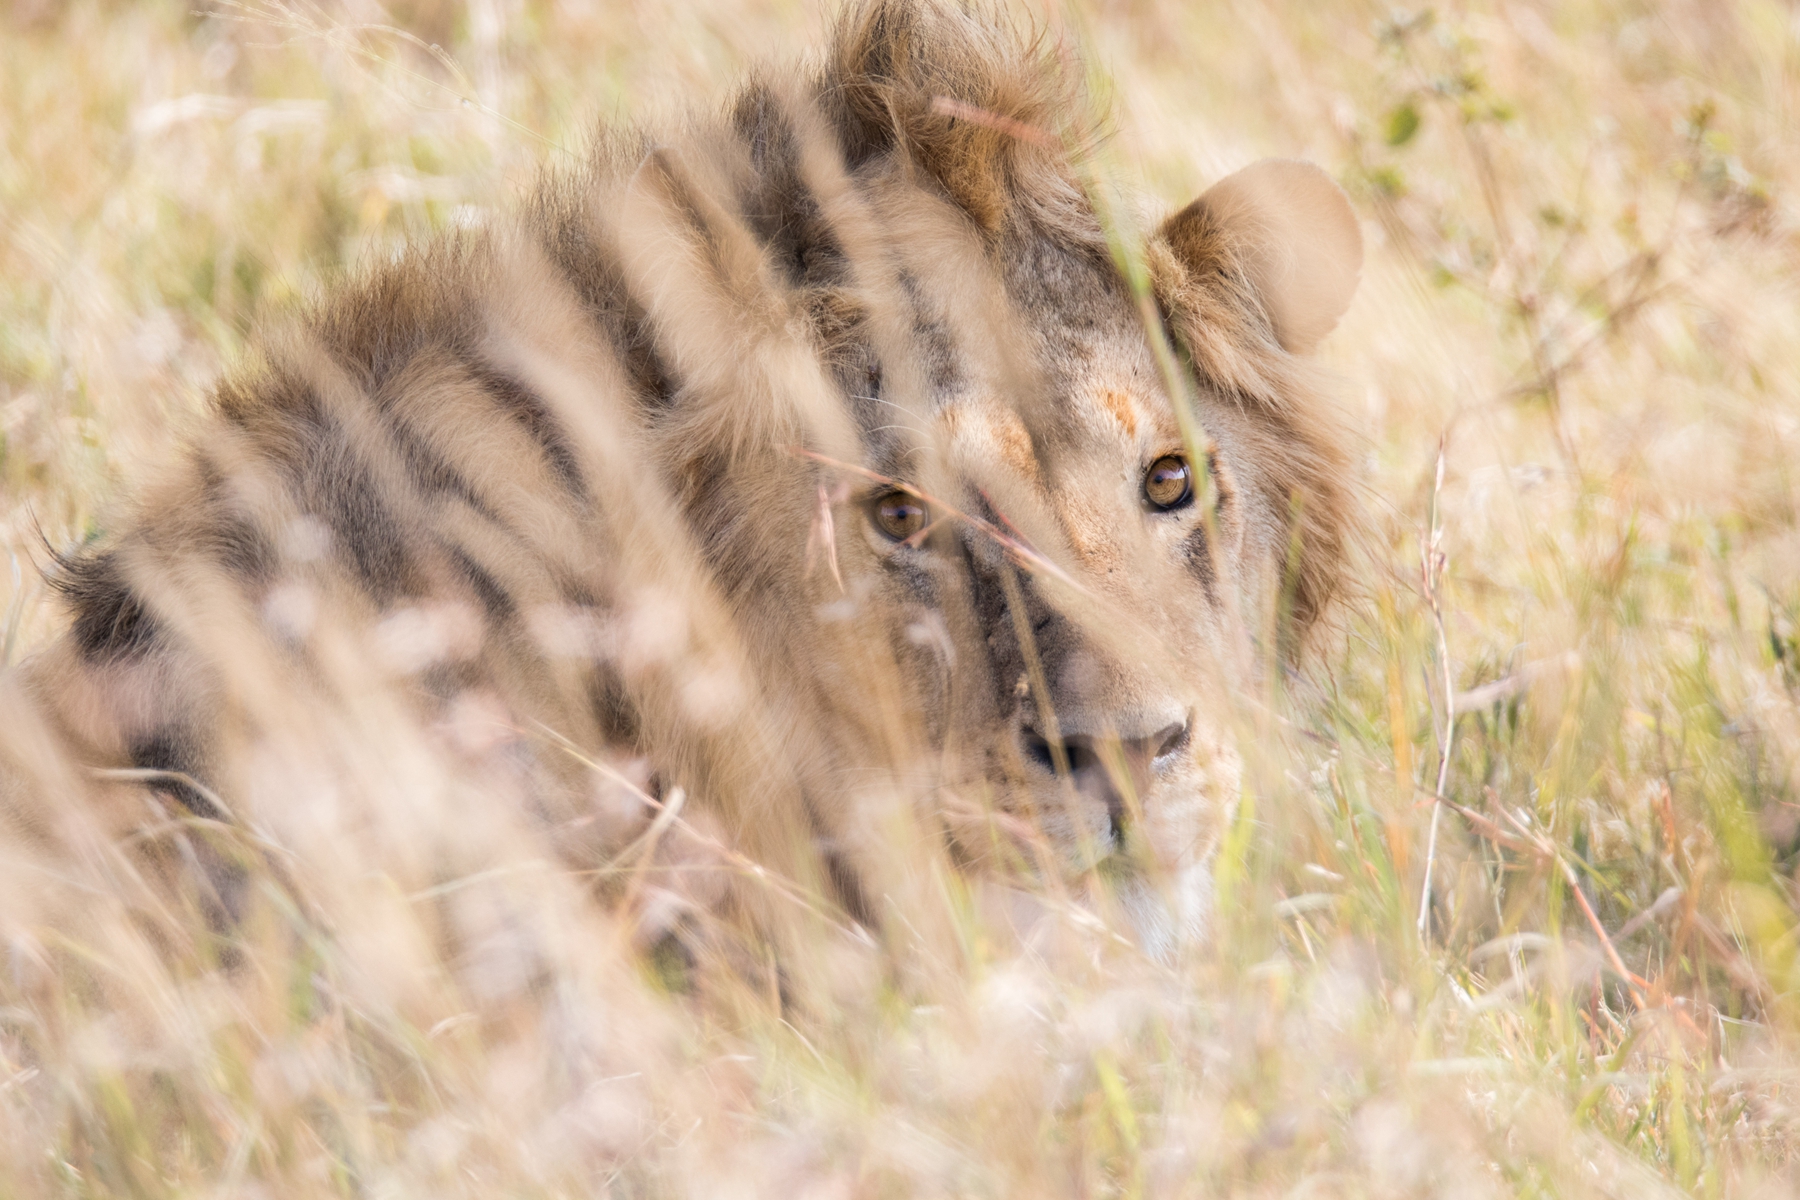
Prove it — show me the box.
[16,0,1361,959]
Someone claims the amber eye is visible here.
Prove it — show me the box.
[871,491,929,542]
[1143,455,1194,511]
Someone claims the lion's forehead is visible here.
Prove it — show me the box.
[933,400,1041,483]
[930,380,1174,481]
[929,382,1183,580]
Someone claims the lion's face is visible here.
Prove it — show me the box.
[901,390,1242,946]
[811,160,1363,949]
[840,335,1243,948]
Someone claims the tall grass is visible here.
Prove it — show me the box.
[3,0,1799,1195]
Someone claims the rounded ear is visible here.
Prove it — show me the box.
[1160,159,1362,354]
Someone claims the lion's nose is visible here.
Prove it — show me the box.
[1020,716,1190,838]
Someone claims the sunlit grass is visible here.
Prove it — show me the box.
[4,0,1800,1195]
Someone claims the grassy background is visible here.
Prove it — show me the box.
[4,0,1800,1194]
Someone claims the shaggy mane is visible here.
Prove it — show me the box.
[819,0,1106,241]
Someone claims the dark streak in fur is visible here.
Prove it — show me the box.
[314,438,413,604]
[129,732,225,821]
[1182,524,1219,608]
[732,83,853,294]
[895,272,962,396]
[447,542,516,623]
[961,541,1017,715]
[379,404,501,523]
[468,362,589,499]
[53,550,159,663]
[587,666,641,746]
[529,149,680,413]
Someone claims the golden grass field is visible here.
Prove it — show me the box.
[5,0,1800,1194]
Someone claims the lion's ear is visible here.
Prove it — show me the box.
[1160,159,1362,354]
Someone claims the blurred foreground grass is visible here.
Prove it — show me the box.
[5,0,1800,1194]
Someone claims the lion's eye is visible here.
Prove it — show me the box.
[1143,455,1193,511]
[871,491,929,542]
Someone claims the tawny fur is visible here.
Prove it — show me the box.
[24,0,1364,954]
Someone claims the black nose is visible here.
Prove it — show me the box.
[1019,719,1190,839]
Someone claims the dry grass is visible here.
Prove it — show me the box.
[5,0,1800,1195]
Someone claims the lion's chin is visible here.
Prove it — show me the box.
[1093,855,1216,963]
